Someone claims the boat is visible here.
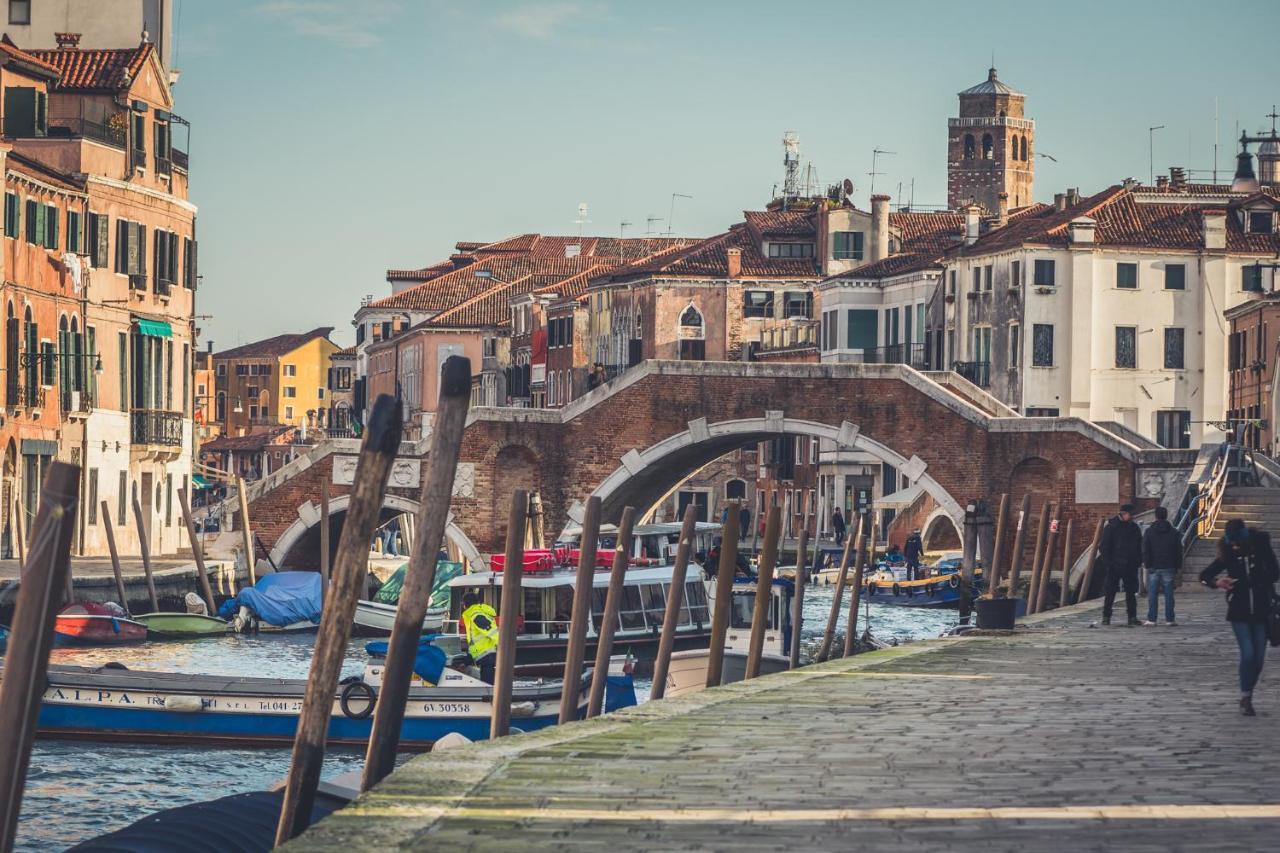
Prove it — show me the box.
[53,602,148,646]
[665,571,795,698]
[352,560,461,637]
[861,554,986,608]
[19,638,637,748]
[132,612,229,638]
[220,572,323,634]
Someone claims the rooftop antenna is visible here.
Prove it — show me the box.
[869,148,896,196]
[909,177,915,210]
[666,193,691,237]
[645,215,663,236]
[782,132,800,200]
[801,162,820,198]
[1149,125,1165,186]
[1213,97,1220,185]
[575,202,591,238]
[619,219,632,263]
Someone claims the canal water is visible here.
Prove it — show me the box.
[16,589,957,850]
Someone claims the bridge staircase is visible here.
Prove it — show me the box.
[1175,444,1280,586]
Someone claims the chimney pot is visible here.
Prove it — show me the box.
[726,247,742,279]
[1053,193,1067,212]
[54,32,81,49]
[963,205,982,246]
[870,195,891,262]
[997,192,1009,227]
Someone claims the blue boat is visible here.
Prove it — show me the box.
[862,556,985,608]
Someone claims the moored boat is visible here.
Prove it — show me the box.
[862,555,985,608]
[54,603,148,646]
[353,560,459,637]
[132,612,229,638]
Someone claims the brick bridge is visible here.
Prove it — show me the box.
[238,361,1195,569]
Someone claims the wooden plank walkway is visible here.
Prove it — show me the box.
[293,590,1279,851]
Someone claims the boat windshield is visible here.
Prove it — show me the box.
[729,592,756,629]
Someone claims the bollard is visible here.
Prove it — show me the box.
[788,498,810,671]
[178,489,218,615]
[490,491,529,738]
[1077,518,1105,602]
[559,496,601,724]
[0,462,79,852]
[319,477,331,587]
[1026,501,1053,611]
[131,494,160,612]
[100,501,130,616]
[362,356,471,790]
[275,395,403,846]
[705,501,741,688]
[817,515,860,662]
[842,523,870,657]
[1035,506,1060,615]
[586,506,637,718]
[985,493,1009,597]
[650,504,698,701]
[745,505,781,680]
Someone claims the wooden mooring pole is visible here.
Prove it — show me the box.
[0,462,79,853]
[1058,518,1075,608]
[1026,501,1053,611]
[237,476,256,583]
[817,515,860,662]
[1033,505,1060,615]
[1077,519,1105,603]
[13,496,25,570]
[650,504,698,701]
[842,518,870,657]
[178,488,218,615]
[705,502,740,688]
[745,505,781,680]
[100,501,129,616]
[986,493,1009,597]
[131,494,159,613]
[319,477,331,588]
[363,358,471,789]
[275,395,402,846]
[1004,494,1031,599]
[491,490,529,738]
[559,496,601,724]
[586,506,637,718]
[788,496,810,671]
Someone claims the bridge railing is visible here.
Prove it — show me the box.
[1174,440,1259,552]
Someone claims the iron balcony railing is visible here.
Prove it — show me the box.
[952,360,991,388]
[173,148,189,171]
[131,409,183,446]
[860,342,928,369]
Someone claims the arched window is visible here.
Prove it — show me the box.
[3,302,15,407]
[1021,136,1030,161]
[726,479,747,500]
[680,305,703,329]
[963,134,975,159]
[216,391,226,422]
[678,304,705,361]
[982,134,994,160]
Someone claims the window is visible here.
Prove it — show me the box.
[216,391,226,421]
[766,242,814,258]
[3,85,46,137]
[284,406,294,420]
[964,134,975,159]
[249,404,259,420]
[1243,265,1264,292]
[1033,259,1056,286]
[983,264,993,291]
[1025,407,1060,417]
[41,204,57,249]
[833,231,864,260]
[247,384,259,399]
[165,473,173,527]
[216,363,226,376]
[847,309,877,350]
[88,469,98,525]
[131,112,146,166]
[743,291,773,318]
[1249,211,1274,234]
[284,386,297,398]
[8,0,30,24]
[1032,324,1054,367]
[153,229,178,290]
[679,339,705,360]
[117,471,127,526]
[1155,410,1191,449]
[1008,323,1020,368]
[67,210,82,254]
[1164,264,1185,290]
[114,219,146,283]
[948,269,957,297]
[972,267,982,292]
[283,364,296,377]
[1116,262,1138,289]
[183,236,197,288]
[118,331,127,410]
[3,192,17,238]
[1011,260,1022,287]
[318,387,325,400]
[782,291,812,319]
[982,133,994,160]
[1164,327,1185,370]
[87,212,109,268]
[1114,326,1136,368]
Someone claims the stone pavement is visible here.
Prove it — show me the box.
[295,590,1280,852]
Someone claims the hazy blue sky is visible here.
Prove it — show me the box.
[171,0,1280,348]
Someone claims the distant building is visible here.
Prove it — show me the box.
[326,346,355,436]
[212,328,337,443]
[947,67,1035,213]
[3,0,175,72]
[1226,292,1280,455]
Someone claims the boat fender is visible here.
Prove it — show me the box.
[340,680,377,720]
[510,701,538,719]
[926,583,935,596]
[949,574,960,589]
[165,695,204,713]
[891,583,901,596]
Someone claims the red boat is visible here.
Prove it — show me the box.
[54,602,148,646]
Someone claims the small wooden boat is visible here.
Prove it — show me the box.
[132,612,229,638]
[54,603,148,646]
[353,599,445,636]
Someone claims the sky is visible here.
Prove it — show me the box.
[170,0,1280,349]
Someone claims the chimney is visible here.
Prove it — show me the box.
[1169,167,1187,190]
[1067,188,1080,206]
[1155,175,1169,190]
[996,192,1009,227]
[1053,193,1067,212]
[206,340,213,354]
[726,247,742,279]
[870,194,890,262]
[963,205,982,246]
[1202,209,1227,251]
[55,32,81,49]
[1067,216,1096,245]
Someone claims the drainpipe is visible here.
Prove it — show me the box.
[78,192,90,555]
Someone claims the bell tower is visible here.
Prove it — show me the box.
[947,67,1035,212]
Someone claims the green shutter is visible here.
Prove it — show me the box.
[3,87,35,137]
[847,309,878,350]
[35,91,47,137]
[24,199,36,243]
[46,205,58,249]
[33,202,44,246]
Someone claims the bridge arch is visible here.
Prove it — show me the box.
[921,506,962,552]
[570,415,965,536]
[270,492,483,571]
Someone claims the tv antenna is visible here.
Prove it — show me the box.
[667,193,692,237]
[645,215,663,236]
[575,202,591,237]
[869,148,896,195]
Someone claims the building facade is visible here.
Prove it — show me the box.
[211,328,337,443]
[947,67,1035,212]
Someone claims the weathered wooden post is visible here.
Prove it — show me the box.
[13,496,25,570]
[1058,518,1075,608]
[319,477,331,587]
[559,496,602,724]
[705,502,741,688]
[490,490,529,739]
[1031,505,1059,615]
[529,492,546,550]
[1004,494,1031,598]
[817,516,860,662]
[842,520,870,657]
[1026,501,1053,610]
[745,505,781,680]
[586,506,637,718]
[649,504,698,701]
[100,501,129,615]
[178,488,217,615]
[275,395,403,846]
[985,493,1009,598]
[1077,518,1105,602]
[788,497,810,671]
[363,357,471,789]
[131,494,160,612]
[750,490,762,556]
[959,502,979,625]
[236,475,256,583]
[0,462,79,853]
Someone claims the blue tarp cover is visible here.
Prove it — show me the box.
[365,636,447,685]
[222,572,323,626]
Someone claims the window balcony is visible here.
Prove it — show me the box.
[172,148,189,171]
[859,343,929,369]
[952,360,992,388]
[131,409,183,447]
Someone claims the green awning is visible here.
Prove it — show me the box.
[136,319,172,338]
[192,474,212,489]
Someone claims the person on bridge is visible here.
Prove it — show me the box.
[832,507,847,546]
[460,592,499,685]
[738,505,750,541]
[1199,519,1278,717]
[1099,504,1143,626]
[1141,505,1181,626]
[904,529,924,581]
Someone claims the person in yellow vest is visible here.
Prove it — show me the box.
[460,592,499,684]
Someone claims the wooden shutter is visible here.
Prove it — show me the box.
[46,205,58,249]
[137,224,146,275]
[35,91,47,137]
[3,87,35,138]
[169,232,179,282]
[5,317,18,405]
[34,203,45,247]
[25,199,36,243]
[96,214,109,268]
[116,219,128,272]
[153,229,162,289]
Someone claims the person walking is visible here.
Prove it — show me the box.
[1199,518,1278,716]
[832,507,847,547]
[381,517,400,558]
[1099,503,1143,626]
[460,591,500,685]
[904,529,924,581]
[1141,505,1181,625]
[738,505,750,542]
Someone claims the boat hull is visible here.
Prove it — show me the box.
[509,627,711,667]
[53,615,148,646]
[665,649,790,698]
[133,613,229,638]
[352,600,445,637]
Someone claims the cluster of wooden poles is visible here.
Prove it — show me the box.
[980,493,1105,612]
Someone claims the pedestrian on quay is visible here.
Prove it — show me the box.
[832,507,847,546]
[460,591,499,685]
[1199,518,1279,717]
[381,517,400,558]
[904,528,924,581]
[1141,505,1181,626]
[738,505,750,541]
[1099,503,1143,626]
[720,506,730,526]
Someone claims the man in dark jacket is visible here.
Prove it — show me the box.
[832,508,847,546]
[1142,505,1182,625]
[1099,503,1143,626]
[904,530,924,581]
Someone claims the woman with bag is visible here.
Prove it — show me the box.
[1199,519,1280,716]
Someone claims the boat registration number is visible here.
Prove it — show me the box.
[421,702,473,714]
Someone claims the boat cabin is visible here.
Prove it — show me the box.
[717,575,795,662]
[559,521,723,563]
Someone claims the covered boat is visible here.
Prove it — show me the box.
[54,602,148,646]
[221,572,323,633]
[352,560,460,637]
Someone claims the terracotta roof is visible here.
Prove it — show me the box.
[200,426,293,452]
[959,67,1022,97]
[420,257,605,329]
[0,35,60,77]
[371,257,539,313]
[28,42,153,92]
[214,327,334,360]
[331,346,356,359]
[743,210,816,238]
[825,210,963,281]
[608,222,819,281]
